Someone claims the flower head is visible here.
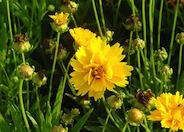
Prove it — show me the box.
[69,27,96,47]
[49,12,69,33]
[147,91,184,131]
[70,37,133,100]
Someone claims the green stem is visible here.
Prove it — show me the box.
[6,0,17,66]
[128,31,133,65]
[102,97,121,131]
[176,44,183,90]
[48,32,61,101]
[91,0,103,38]
[121,122,128,132]
[35,86,41,113]
[143,115,150,132]
[21,53,26,64]
[149,0,157,88]
[131,0,139,38]
[0,63,10,85]
[167,0,179,65]
[157,0,164,49]
[142,0,147,57]
[71,13,77,28]
[137,49,144,89]
[19,79,30,131]
[102,109,112,132]
[99,0,106,34]
[114,0,122,28]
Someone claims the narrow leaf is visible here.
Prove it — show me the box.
[0,114,11,132]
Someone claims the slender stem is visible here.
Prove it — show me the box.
[21,53,26,64]
[176,44,183,90]
[142,0,147,57]
[48,32,61,101]
[0,63,10,85]
[131,0,139,38]
[114,0,122,27]
[91,0,103,38]
[157,0,164,49]
[70,13,77,28]
[19,79,30,131]
[149,0,157,88]
[102,109,112,132]
[137,49,144,89]
[99,0,106,34]
[128,31,133,65]
[167,0,179,65]
[102,96,121,131]
[121,122,128,132]
[35,86,41,113]
[6,0,17,66]
[143,115,150,132]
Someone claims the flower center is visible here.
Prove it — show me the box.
[92,66,104,79]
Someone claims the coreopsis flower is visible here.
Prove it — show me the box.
[49,12,69,33]
[70,37,133,100]
[69,27,96,47]
[147,91,184,131]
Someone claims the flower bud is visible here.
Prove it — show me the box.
[48,4,55,12]
[176,32,184,44]
[71,108,80,117]
[106,95,122,110]
[17,63,35,80]
[79,98,91,109]
[154,47,168,61]
[132,38,145,50]
[13,33,32,53]
[104,29,114,42]
[162,65,173,76]
[122,39,135,55]
[127,108,144,126]
[61,113,73,126]
[61,1,79,13]
[55,44,68,60]
[32,70,47,87]
[124,14,142,31]
[52,125,66,132]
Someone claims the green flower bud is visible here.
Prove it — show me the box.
[132,38,145,50]
[56,45,68,60]
[104,29,114,42]
[13,34,32,53]
[162,65,173,76]
[154,47,168,61]
[17,63,35,80]
[52,125,66,132]
[32,70,47,87]
[61,1,79,13]
[61,113,73,126]
[71,108,80,117]
[127,108,144,126]
[48,4,55,12]
[176,32,184,44]
[79,98,91,109]
[106,95,122,110]
[124,14,142,31]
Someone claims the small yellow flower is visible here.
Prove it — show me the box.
[147,91,184,131]
[69,27,96,46]
[70,37,133,100]
[49,12,69,26]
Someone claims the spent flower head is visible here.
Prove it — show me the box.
[49,12,69,33]
[176,32,184,45]
[13,33,32,53]
[52,125,66,132]
[106,95,122,110]
[154,47,168,61]
[162,65,173,76]
[124,14,142,31]
[69,27,96,47]
[147,91,184,131]
[132,38,145,50]
[32,70,47,87]
[61,1,79,13]
[70,36,133,100]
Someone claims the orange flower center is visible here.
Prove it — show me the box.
[92,66,104,79]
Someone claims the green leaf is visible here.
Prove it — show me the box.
[8,101,26,132]
[111,111,125,129]
[71,108,94,132]
[52,77,65,126]
[46,101,52,130]
[0,114,11,132]
[26,111,40,132]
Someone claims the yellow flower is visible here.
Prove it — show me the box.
[69,27,96,46]
[70,37,133,100]
[147,91,184,131]
[49,12,69,26]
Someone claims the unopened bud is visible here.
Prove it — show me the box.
[17,64,35,80]
[132,38,145,50]
[71,108,80,117]
[124,14,142,31]
[154,47,168,61]
[32,70,47,87]
[106,95,122,110]
[56,44,68,60]
[42,38,55,54]
[52,125,66,132]
[176,32,184,44]
[61,1,79,13]
[127,108,144,126]
[61,113,73,126]
[162,65,173,76]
